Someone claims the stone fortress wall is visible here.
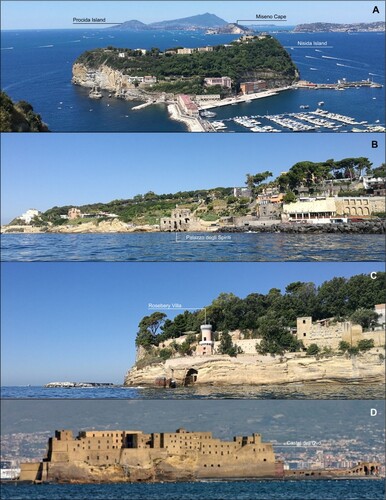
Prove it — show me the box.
[20,428,279,482]
[19,428,380,483]
[159,305,385,356]
[296,304,385,349]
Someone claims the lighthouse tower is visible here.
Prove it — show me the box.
[197,324,214,355]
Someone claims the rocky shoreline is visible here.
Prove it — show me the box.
[124,350,385,388]
[2,219,385,235]
[218,220,386,234]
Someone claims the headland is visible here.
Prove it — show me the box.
[2,157,385,235]
[124,278,385,389]
[71,35,298,131]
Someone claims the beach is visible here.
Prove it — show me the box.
[167,103,207,132]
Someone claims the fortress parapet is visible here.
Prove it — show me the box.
[20,427,279,482]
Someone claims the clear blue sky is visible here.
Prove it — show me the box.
[1,261,383,385]
[1,133,384,224]
[1,1,381,30]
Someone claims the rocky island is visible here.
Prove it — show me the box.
[71,35,298,129]
[109,13,229,32]
[44,382,114,388]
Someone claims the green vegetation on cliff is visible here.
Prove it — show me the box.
[75,37,298,94]
[39,186,234,226]
[0,91,49,132]
[135,273,385,355]
[26,156,384,227]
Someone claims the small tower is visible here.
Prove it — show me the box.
[197,324,214,355]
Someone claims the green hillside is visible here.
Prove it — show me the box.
[0,91,49,132]
[75,37,298,94]
[135,273,385,356]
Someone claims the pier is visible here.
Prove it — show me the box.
[198,87,291,111]
[132,101,156,110]
[294,79,383,90]
[207,108,385,133]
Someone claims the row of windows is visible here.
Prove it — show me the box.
[342,199,369,204]
[73,445,118,451]
[202,450,230,455]
[85,439,122,445]
[90,433,122,438]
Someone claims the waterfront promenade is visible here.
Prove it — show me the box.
[199,87,292,110]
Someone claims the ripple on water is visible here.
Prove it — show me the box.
[1,233,385,261]
[1,384,384,399]
[0,479,384,500]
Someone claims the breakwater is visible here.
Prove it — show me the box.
[218,220,385,234]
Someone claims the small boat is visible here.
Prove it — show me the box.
[317,101,324,106]
[299,105,309,109]
[200,110,217,118]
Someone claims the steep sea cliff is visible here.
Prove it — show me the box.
[124,351,385,387]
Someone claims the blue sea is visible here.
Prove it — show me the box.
[1,480,384,500]
[1,29,384,131]
[2,383,384,400]
[1,233,385,261]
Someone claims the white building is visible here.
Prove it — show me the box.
[127,76,157,84]
[19,209,40,224]
[375,304,386,329]
[177,48,195,55]
[204,77,232,89]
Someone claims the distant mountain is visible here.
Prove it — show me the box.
[110,13,228,31]
[111,19,148,31]
[294,21,386,33]
[149,13,227,29]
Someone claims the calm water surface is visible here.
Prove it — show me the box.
[2,384,384,400]
[1,30,384,131]
[1,480,384,500]
[1,233,384,261]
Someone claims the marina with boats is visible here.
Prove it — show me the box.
[205,107,386,133]
[1,461,20,482]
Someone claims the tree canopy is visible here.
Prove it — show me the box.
[135,272,385,354]
[76,37,298,94]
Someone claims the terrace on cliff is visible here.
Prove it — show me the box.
[73,36,298,96]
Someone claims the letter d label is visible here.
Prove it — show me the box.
[370,409,377,416]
